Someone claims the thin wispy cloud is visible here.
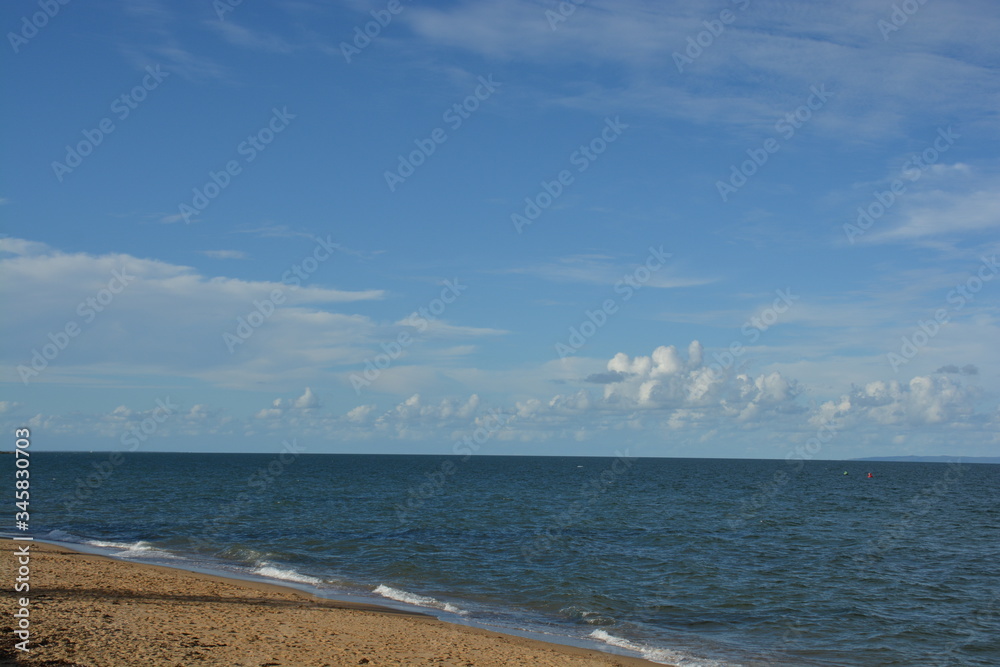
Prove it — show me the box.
[504,255,715,289]
[206,21,295,54]
[200,250,249,260]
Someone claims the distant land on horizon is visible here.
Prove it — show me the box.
[852,455,1000,464]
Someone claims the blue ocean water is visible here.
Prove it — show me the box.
[11,452,1000,666]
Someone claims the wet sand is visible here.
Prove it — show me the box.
[1,539,663,667]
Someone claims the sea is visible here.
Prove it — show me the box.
[8,452,999,666]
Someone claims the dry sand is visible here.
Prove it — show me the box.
[1,540,664,667]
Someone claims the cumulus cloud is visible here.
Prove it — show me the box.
[2,315,991,452]
[345,404,376,423]
[725,372,802,423]
[7,396,206,441]
[813,375,981,428]
[374,393,481,425]
[293,387,320,409]
[508,342,806,440]
[256,387,320,418]
[601,342,739,410]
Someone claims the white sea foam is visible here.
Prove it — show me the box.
[41,531,174,559]
[83,539,177,560]
[373,584,465,614]
[253,563,324,586]
[85,538,139,550]
[588,630,729,666]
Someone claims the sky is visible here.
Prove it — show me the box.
[2,0,999,459]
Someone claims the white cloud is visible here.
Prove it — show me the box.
[602,342,743,410]
[874,185,1000,242]
[117,0,231,82]
[0,239,385,387]
[506,254,715,289]
[0,238,52,257]
[206,21,294,53]
[402,0,1000,139]
[293,387,320,409]
[374,393,482,424]
[400,319,508,339]
[256,387,320,418]
[4,362,994,456]
[346,404,376,423]
[818,375,981,427]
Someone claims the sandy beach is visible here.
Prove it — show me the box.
[2,539,661,667]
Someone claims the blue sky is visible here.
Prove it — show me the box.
[2,0,998,459]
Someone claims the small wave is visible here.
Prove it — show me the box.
[373,584,465,614]
[561,605,615,626]
[253,562,324,586]
[582,612,614,626]
[216,545,268,564]
[40,530,178,559]
[84,539,178,560]
[44,529,81,542]
[588,630,728,666]
[84,538,141,549]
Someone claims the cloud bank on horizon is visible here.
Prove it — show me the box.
[2,0,998,458]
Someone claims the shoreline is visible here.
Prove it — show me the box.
[3,539,665,666]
